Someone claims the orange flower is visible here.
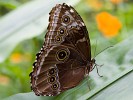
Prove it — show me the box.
[86,0,102,10]
[10,53,23,63]
[0,75,10,85]
[110,0,122,4]
[96,12,122,38]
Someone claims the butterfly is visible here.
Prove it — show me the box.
[29,3,96,96]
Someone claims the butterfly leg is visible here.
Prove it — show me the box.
[84,70,91,90]
[92,64,103,77]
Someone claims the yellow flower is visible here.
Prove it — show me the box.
[10,53,23,63]
[110,0,122,4]
[0,75,10,85]
[86,0,103,10]
[96,12,122,38]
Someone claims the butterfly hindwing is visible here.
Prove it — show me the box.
[30,45,86,96]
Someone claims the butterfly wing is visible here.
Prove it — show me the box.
[30,3,92,96]
[46,3,91,61]
[30,45,86,96]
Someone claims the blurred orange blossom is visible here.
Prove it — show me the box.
[10,53,23,63]
[0,75,10,85]
[110,0,122,4]
[86,0,102,10]
[10,53,31,63]
[96,12,122,38]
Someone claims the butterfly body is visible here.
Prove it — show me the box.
[30,3,94,96]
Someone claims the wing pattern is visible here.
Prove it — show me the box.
[30,3,92,96]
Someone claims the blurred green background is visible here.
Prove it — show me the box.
[0,0,133,100]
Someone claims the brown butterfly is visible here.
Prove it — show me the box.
[29,3,96,96]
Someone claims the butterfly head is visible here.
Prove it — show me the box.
[88,58,103,77]
[91,58,96,64]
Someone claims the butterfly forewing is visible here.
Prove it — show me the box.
[30,3,92,96]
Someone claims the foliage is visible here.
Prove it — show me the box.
[0,0,133,100]
[0,0,29,16]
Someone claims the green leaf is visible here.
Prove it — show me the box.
[3,92,54,100]
[4,34,133,100]
[79,69,133,100]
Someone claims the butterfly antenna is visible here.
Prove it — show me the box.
[94,46,113,58]
[93,39,98,58]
